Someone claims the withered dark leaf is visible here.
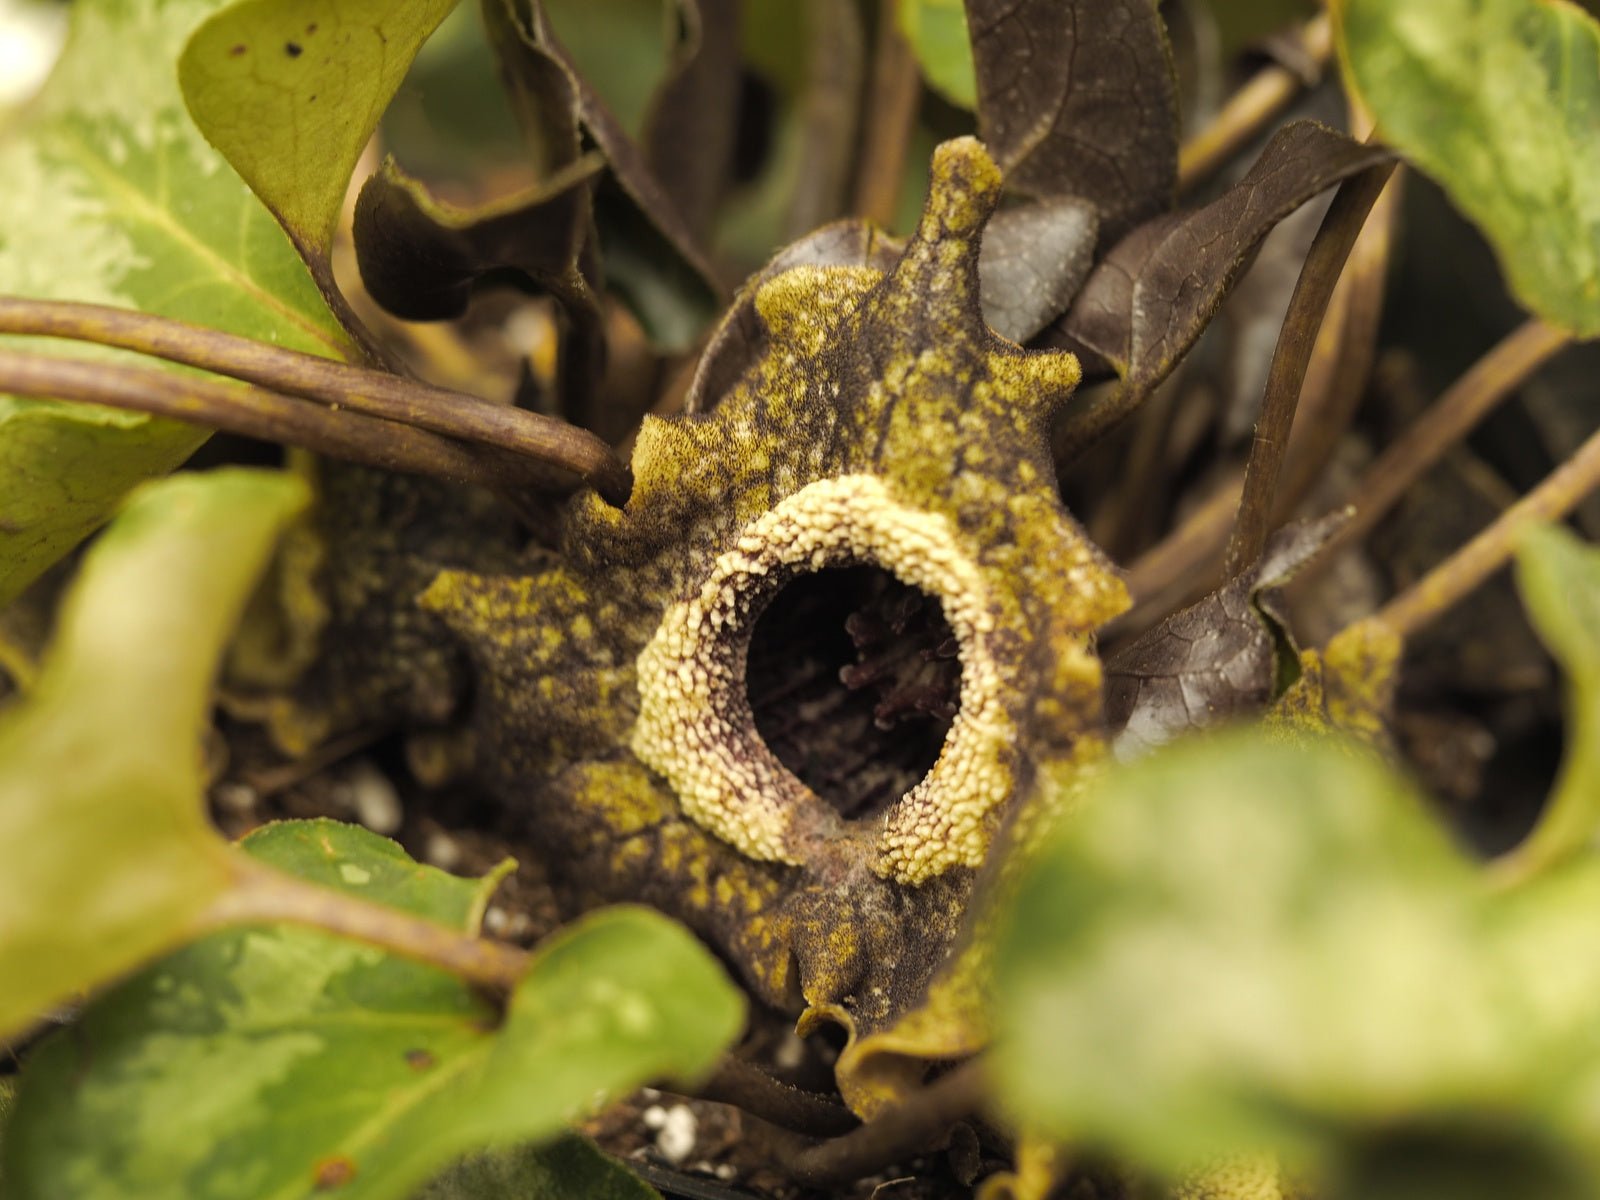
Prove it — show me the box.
[1105,512,1346,759]
[1049,121,1392,390]
[492,0,729,293]
[352,156,600,323]
[979,198,1099,343]
[351,155,607,422]
[642,0,742,240]
[967,0,1179,243]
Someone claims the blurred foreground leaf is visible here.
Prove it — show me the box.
[990,731,1582,1176]
[0,469,306,1040]
[1497,526,1600,879]
[1334,0,1600,335]
[4,815,740,1200]
[0,0,349,606]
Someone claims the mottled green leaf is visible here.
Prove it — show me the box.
[898,0,976,108]
[243,818,513,931]
[1498,526,1600,879]
[1334,0,1600,335]
[179,0,458,272]
[0,469,308,1040]
[0,0,350,606]
[414,1136,658,1200]
[991,731,1537,1174]
[4,865,742,1200]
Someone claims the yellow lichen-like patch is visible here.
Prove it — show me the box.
[632,473,1013,883]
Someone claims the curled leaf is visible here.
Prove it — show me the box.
[1105,514,1343,759]
[180,0,457,286]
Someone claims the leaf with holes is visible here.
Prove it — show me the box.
[179,0,458,290]
[3,807,742,1200]
[0,468,307,1041]
[0,0,351,607]
[1334,0,1600,336]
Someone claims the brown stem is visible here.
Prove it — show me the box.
[1274,161,1402,517]
[1372,421,1600,640]
[204,861,530,995]
[771,1059,986,1188]
[1225,160,1395,576]
[1178,13,1334,193]
[1309,319,1571,574]
[853,0,921,227]
[0,296,632,504]
[0,348,537,491]
[691,1057,859,1137]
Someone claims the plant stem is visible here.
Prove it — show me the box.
[1178,13,1333,192]
[692,1057,859,1137]
[1225,159,1394,576]
[772,1059,986,1188]
[1373,420,1600,640]
[0,348,538,491]
[204,861,531,995]
[853,0,921,227]
[1310,319,1571,572]
[0,296,632,504]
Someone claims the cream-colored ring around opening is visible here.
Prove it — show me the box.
[630,474,1013,885]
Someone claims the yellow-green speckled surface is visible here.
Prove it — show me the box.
[264,138,1129,1118]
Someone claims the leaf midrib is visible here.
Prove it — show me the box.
[52,124,348,360]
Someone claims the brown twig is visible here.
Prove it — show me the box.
[1177,13,1334,193]
[692,1057,859,1137]
[853,0,922,227]
[1370,421,1600,640]
[1225,159,1395,575]
[203,860,531,995]
[0,348,547,491]
[0,296,632,504]
[770,1059,986,1188]
[1306,319,1571,577]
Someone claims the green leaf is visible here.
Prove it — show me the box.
[1498,526,1600,879]
[0,0,351,606]
[179,0,459,271]
[897,0,975,109]
[0,468,308,1040]
[990,731,1532,1174]
[4,825,743,1200]
[414,1136,659,1200]
[1333,0,1600,335]
[242,818,514,932]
